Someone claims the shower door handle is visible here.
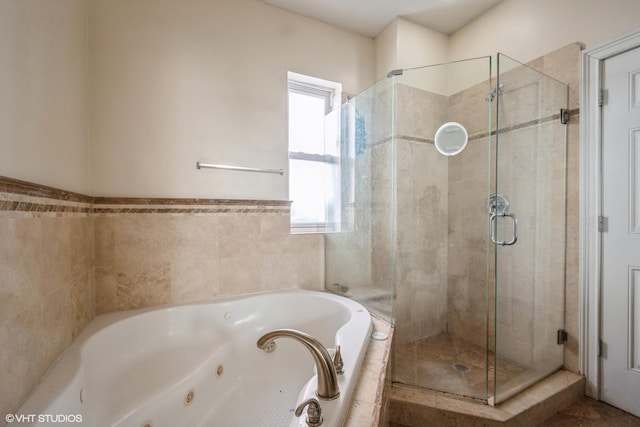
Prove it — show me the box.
[489,213,518,246]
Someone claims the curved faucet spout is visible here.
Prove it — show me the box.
[257,329,340,400]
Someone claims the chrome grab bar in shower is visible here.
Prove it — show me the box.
[489,212,518,246]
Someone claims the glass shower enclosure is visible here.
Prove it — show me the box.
[324,54,568,404]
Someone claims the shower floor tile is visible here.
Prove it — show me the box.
[393,332,527,400]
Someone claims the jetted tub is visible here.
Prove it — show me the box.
[13,289,372,427]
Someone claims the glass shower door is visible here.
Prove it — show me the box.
[389,57,493,401]
[492,53,568,404]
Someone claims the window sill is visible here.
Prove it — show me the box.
[290,223,339,234]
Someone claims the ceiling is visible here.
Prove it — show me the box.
[260,0,504,38]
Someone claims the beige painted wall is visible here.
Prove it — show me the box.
[375,1,640,90]
[374,18,449,81]
[5,0,638,200]
[0,0,89,194]
[89,0,375,200]
[397,19,449,71]
[449,0,640,62]
[374,20,399,81]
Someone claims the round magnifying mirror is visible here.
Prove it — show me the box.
[434,122,468,156]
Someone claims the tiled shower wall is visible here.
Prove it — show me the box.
[446,78,493,349]
[385,69,493,348]
[528,44,582,373]
[393,84,449,345]
[0,178,323,416]
[490,62,569,372]
[482,44,581,373]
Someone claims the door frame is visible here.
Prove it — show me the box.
[580,27,640,399]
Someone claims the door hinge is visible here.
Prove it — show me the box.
[598,339,606,358]
[598,215,607,232]
[557,329,568,345]
[598,89,608,107]
[560,108,570,124]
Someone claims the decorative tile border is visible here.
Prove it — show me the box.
[0,176,291,216]
[468,108,580,143]
[92,197,290,215]
[394,135,434,145]
[92,205,290,215]
[0,176,92,203]
[0,178,93,217]
[0,199,91,214]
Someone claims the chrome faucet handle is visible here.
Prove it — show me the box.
[333,345,344,375]
[295,398,323,427]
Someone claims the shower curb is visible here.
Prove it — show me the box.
[388,370,584,426]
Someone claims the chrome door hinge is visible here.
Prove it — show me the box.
[557,329,568,345]
[598,89,608,107]
[560,108,570,124]
[598,215,607,232]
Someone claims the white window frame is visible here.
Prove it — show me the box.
[287,72,342,233]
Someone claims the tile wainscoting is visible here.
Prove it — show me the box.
[93,197,323,313]
[0,175,323,416]
[0,177,94,417]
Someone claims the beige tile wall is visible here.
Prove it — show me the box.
[446,76,493,350]
[447,136,491,348]
[0,194,95,418]
[393,84,449,344]
[94,209,323,313]
[487,59,567,372]
[529,43,583,373]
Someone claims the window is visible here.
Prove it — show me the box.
[288,72,341,233]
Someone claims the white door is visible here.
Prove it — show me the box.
[601,45,640,417]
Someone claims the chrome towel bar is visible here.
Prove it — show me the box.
[196,162,284,175]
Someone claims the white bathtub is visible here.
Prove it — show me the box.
[12,289,372,427]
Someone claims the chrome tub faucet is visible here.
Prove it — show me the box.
[257,329,340,400]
